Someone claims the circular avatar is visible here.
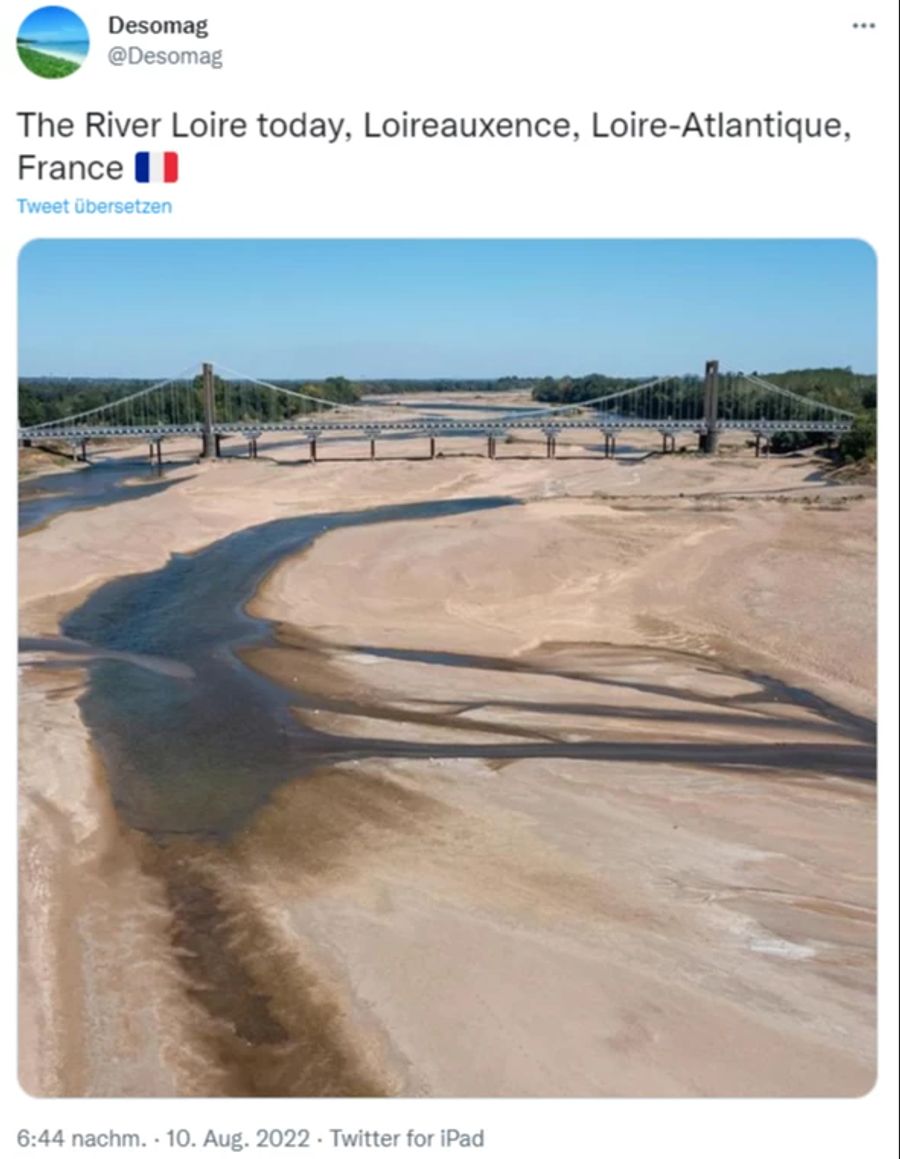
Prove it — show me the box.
[17,6,89,78]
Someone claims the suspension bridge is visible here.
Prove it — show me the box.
[18,359,855,463]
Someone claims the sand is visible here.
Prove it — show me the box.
[18,422,877,1096]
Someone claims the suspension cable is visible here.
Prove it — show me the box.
[522,376,672,419]
[20,362,202,431]
[212,362,359,412]
[741,374,855,418]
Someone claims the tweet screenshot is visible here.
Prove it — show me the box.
[5,1,898,1156]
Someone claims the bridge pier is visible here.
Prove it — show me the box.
[309,437,318,463]
[487,435,496,460]
[370,436,377,459]
[80,439,89,463]
[700,359,720,454]
[754,432,761,458]
[429,436,436,459]
[200,432,222,459]
[201,361,219,459]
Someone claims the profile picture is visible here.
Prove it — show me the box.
[17,5,89,78]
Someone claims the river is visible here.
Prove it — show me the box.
[19,459,182,533]
[20,490,873,844]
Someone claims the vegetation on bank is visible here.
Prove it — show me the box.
[754,369,875,462]
[17,44,81,78]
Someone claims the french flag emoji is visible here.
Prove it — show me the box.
[135,152,178,183]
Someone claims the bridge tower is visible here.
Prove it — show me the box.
[201,361,218,458]
[700,359,719,454]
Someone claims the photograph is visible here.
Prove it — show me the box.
[18,238,877,1099]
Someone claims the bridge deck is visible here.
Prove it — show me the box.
[18,416,854,441]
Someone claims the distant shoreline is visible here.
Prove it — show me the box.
[18,40,87,64]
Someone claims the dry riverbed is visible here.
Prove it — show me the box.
[18,438,876,1096]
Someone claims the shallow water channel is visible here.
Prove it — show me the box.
[18,459,180,532]
[55,497,518,838]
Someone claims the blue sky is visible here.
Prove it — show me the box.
[18,6,89,45]
[18,240,876,378]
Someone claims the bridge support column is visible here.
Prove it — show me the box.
[369,437,376,460]
[80,439,89,463]
[610,434,617,457]
[487,435,495,460]
[700,359,720,454]
[429,436,436,459]
[201,361,218,459]
[754,432,761,458]
[309,438,317,463]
